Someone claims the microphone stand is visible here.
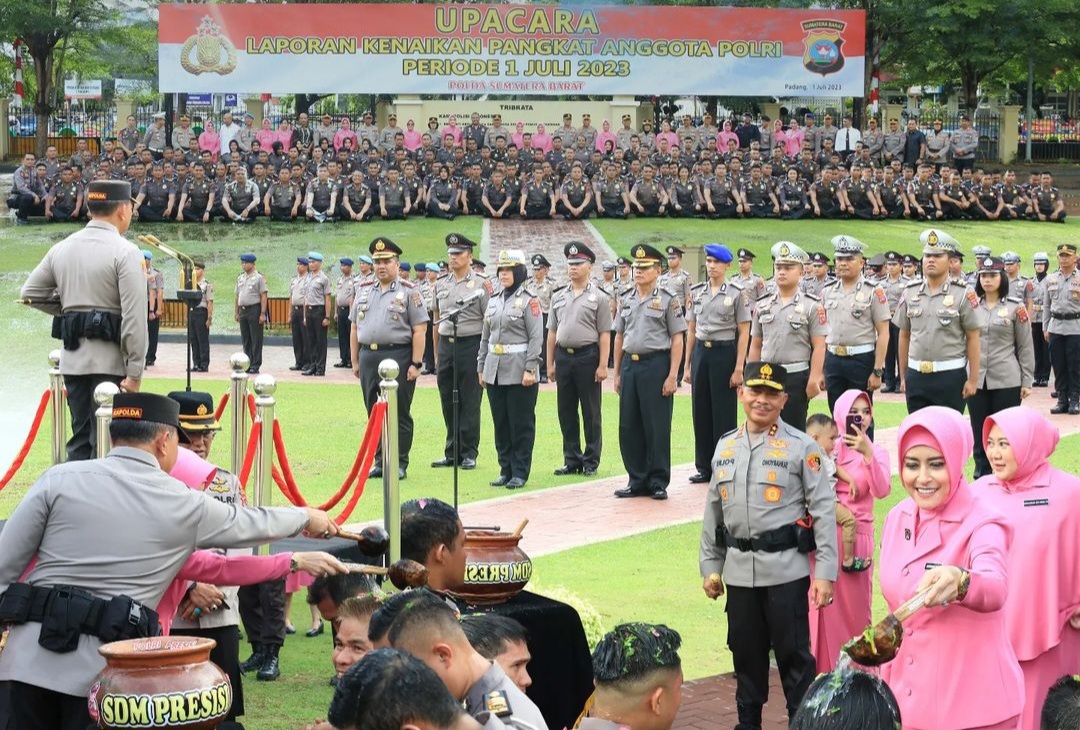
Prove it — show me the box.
[435,301,473,509]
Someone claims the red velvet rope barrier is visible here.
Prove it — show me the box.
[247,393,256,419]
[269,403,387,522]
[214,392,229,423]
[0,390,51,492]
[236,420,262,493]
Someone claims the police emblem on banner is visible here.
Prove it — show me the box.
[181,16,238,76]
[801,19,846,77]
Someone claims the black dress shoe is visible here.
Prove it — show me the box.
[289,365,303,371]
[490,475,509,487]
[539,375,549,384]
[369,466,383,479]
[247,368,259,374]
[506,477,526,489]
[688,472,710,484]
[256,655,280,681]
[431,458,454,468]
[302,369,316,376]
[583,468,598,476]
[315,371,325,376]
[240,648,265,674]
[651,488,669,500]
[614,486,650,498]
[553,465,582,476]
[460,458,477,470]
[333,361,349,368]
[398,467,407,480]
[305,620,324,637]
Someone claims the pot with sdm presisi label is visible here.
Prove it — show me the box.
[88,636,231,730]
[451,530,533,606]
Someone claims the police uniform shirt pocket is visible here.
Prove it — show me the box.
[787,312,805,330]
[758,312,776,324]
[644,307,665,319]
[907,306,922,318]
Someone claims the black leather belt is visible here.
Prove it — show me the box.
[558,343,598,354]
[1051,311,1080,321]
[360,343,409,351]
[624,349,669,362]
[698,339,735,348]
[721,525,799,553]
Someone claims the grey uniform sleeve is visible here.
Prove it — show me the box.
[478,303,492,374]
[596,292,614,332]
[20,249,62,316]
[699,481,726,578]
[804,442,838,581]
[524,298,544,372]
[118,246,150,379]
[194,498,308,550]
[892,292,911,330]
[665,294,688,335]
[1015,308,1035,388]
[0,475,52,593]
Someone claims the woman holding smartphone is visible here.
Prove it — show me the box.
[809,389,891,673]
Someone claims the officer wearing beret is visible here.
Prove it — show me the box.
[351,238,429,479]
[700,362,837,729]
[750,242,828,432]
[333,258,358,369]
[288,257,311,371]
[480,250,544,489]
[20,180,147,460]
[303,252,333,376]
[894,229,984,413]
[821,236,891,417]
[613,244,687,500]
[0,392,337,730]
[581,623,684,730]
[1043,243,1080,414]
[548,242,612,477]
[731,249,766,305]
[686,244,749,484]
[432,234,493,470]
[235,253,267,374]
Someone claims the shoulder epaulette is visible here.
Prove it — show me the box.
[660,287,679,299]
[727,279,744,290]
[691,282,706,291]
[552,284,568,294]
[358,279,375,287]
[399,279,416,289]
[802,292,821,302]
[905,279,923,288]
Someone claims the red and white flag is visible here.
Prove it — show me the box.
[869,48,880,115]
[13,38,24,107]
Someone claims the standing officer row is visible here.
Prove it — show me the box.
[302,252,332,376]
[234,253,267,374]
[547,242,612,477]
[1043,242,1080,415]
[613,244,686,501]
[351,237,429,479]
[479,250,544,489]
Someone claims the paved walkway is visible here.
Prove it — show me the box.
[675,672,789,730]
[482,217,618,264]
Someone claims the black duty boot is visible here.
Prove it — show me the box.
[1070,397,1080,415]
[257,644,281,681]
[1051,398,1070,415]
[239,644,265,674]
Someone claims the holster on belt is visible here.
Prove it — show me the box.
[720,515,816,554]
[58,310,123,351]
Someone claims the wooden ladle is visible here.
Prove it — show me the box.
[349,558,428,590]
[337,525,390,556]
[843,588,932,667]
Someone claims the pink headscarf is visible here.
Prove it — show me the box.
[169,447,217,489]
[831,389,871,465]
[532,123,552,153]
[981,406,1058,491]
[897,406,973,516]
[403,120,422,151]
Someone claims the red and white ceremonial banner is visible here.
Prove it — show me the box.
[13,38,23,107]
[159,4,865,96]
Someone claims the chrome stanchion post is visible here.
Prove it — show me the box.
[378,359,401,564]
[93,381,119,459]
[252,374,276,556]
[48,350,66,465]
[229,352,251,476]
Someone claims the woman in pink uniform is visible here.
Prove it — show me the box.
[333,117,358,152]
[198,120,220,162]
[716,119,739,152]
[594,120,618,153]
[974,406,1080,730]
[440,115,463,147]
[784,118,805,158]
[809,389,891,672]
[403,119,423,151]
[532,122,553,154]
[511,121,527,150]
[879,406,1023,730]
[255,117,277,151]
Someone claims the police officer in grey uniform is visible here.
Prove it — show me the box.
[432,234,493,470]
[0,392,339,730]
[288,257,310,371]
[686,244,749,484]
[527,254,557,383]
[894,229,984,414]
[20,180,147,461]
[949,113,980,173]
[142,112,167,159]
[580,623,684,730]
[881,251,907,392]
[800,252,834,298]
[613,244,687,501]
[1042,243,1080,414]
[732,249,766,306]
[548,242,612,478]
[821,235,891,418]
[334,257,357,368]
[749,242,828,432]
[189,260,213,372]
[1031,251,1051,386]
[351,238,428,479]
[171,115,196,151]
[700,362,837,730]
[303,252,332,376]
[235,253,267,374]
[969,256,1034,477]
[479,250,544,489]
[661,245,694,385]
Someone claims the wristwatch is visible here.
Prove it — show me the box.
[955,567,971,602]
[290,557,299,574]
[872,368,885,378]
[411,361,423,369]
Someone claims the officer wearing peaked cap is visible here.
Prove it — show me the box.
[1044,243,1080,415]
[548,241,612,477]
[333,257,358,368]
[800,252,834,299]
[432,233,493,470]
[749,242,828,432]
[1030,251,1051,387]
[700,361,837,728]
[235,253,267,374]
[528,254,556,382]
[821,236,890,420]
[353,237,428,479]
[731,248,767,306]
[20,179,148,461]
[613,244,687,501]
[893,229,984,414]
[880,250,907,392]
[686,244,750,484]
[661,245,694,386]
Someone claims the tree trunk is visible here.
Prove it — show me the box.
[294,93,331,116]
[30,48,53,158]
[960,65,979,115]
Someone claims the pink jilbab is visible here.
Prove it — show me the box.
[532,123,553,154]
[403,122,423,151]
[594,121,618,153]
[809,389,891,672]
[879,406,1023,730]
[973,406,1080,730]
[198,121,220,161]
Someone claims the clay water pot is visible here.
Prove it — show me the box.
[451,530,532,605]
[88,636,231,730]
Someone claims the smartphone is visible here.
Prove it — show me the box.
[846,414,863,436]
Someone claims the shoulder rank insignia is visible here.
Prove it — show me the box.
[484,690,512,718]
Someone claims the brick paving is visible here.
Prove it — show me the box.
[482,217,618,265]
[675,672,790,730]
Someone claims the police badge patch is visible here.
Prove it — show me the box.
[801,19,847,77]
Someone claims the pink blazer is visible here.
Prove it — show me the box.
[784,129,805,158]
[333,128,357,152]
[156,551,292,635]
[255,129,278,150]
[832,390,891,524]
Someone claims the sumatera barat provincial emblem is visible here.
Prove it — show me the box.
[801,19,846,77]
[181,16,238,76]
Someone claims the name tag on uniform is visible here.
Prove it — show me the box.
[924,562,941,570]
[1023,498,1049,507]
[724,296,734,306]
